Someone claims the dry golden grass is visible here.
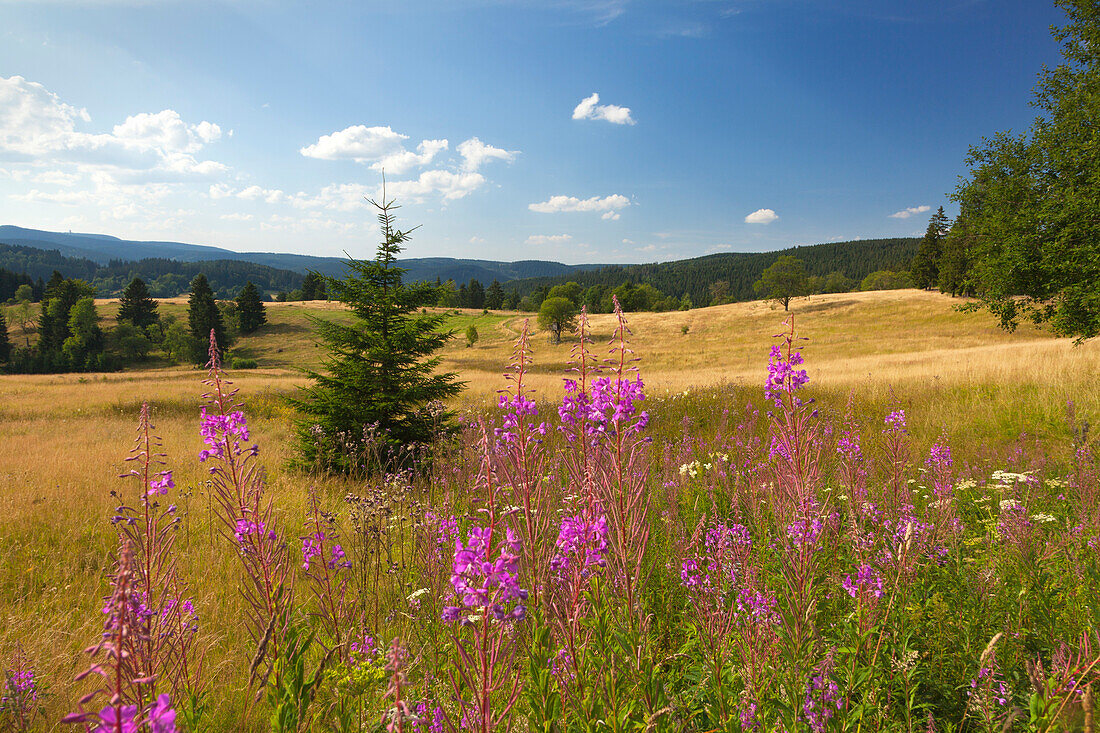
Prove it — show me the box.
[0,288,1095,726]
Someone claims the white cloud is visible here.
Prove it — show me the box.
[289,183,374,212]
[300,125,407,162]
[0,75,228,184]
[208,183,234,199]
[384,169,486,202]
[744,208,778,225]
[469,236,486,244]
[621,238,634,244]
[529,193,630,216]
[457,137,517,172]
[33,170,80,186]
[299,125,451,175]
[572,92,635,125]
[525,234,573,245]
[237,184,285,204]
[601,211,620,221]
[220,212,254,222]
[889,204,931,219]
[0,74,90,156]
[375,138,449,175]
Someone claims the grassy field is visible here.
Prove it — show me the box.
[0,289,1097,729]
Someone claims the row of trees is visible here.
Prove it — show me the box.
[0,272,268,373]
[908,0,1100,341]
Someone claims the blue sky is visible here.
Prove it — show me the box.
[0,0,1066,262]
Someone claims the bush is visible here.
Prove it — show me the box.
[230,357,258,369]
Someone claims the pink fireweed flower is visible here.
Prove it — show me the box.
[235,518,276,545]
[681,522,753,597]
[786,514,824,550]
[841,563,885,599]
[197,407,258,464]
[328,544,351,570]
[301,531,323,570]
[765,343,809,407]
[443,525,528,623]
[549,514,608,573]
[147,470,174,497]
[884,409,907,434]
[495,393,545,442]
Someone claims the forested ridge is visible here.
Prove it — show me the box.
[0,242,304,298]
[508,237,919,304]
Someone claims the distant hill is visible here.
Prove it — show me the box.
[508,238,920,305]
[0,226,603,285]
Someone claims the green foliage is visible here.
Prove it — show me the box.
[108,322,153,361]
[0,242,301,299]
[547,281,583,305]
[860,269,913,291]
[117,277,160,331]
[236,281,268,334]
[14,284,32,303]
[61,297,104,368]
[509,238,918,310]
[230,357,258,369]
[911,207,949,290]
[953,0,1100,340]
[0,310,10,363]
[300,272,326,301]
[161,321,194,365]
[537,296,579,344]
[465,324,479,348]
[187,273,230,362]
[484,279,505,310]
[753,255,809,310]
[289,196,463,473]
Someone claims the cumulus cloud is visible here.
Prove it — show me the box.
[529,193,630,216]
[220,213,254,221]
[889,204,931,219]
[237,185,285,204]
[744,208,778,225]
[525,234,573,245]
[299,125,452,174]
[299,125,407,163]
[384,169,486,202]
[457,137,517,171]
[572,92,635,125]
[0,75,228,183]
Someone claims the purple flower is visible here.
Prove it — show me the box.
[786,515,823,550]
[198,407,258,462]
[444,525,528,623]
[841,563,885,599]
[328,544,351,570]
[147,470,174,497]
[765,344,809,406]
[302,531,323,570]
[884,409,907,434]
[549,514,608,573]
[235,518,276,545]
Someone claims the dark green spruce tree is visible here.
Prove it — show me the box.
[911,206,949,290]
[236,281,267,334]
[289,195,463,473]
[187,273,230,362]
[117,277,160,331]
[484,279,505,310]
[0,311,11,364]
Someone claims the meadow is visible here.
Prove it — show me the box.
[1,289,1098,731]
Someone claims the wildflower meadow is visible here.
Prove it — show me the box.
[3,301,1099,732]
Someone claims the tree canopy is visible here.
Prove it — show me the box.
[537,297,579,344]
[236,281,267,334]
[289,196,463,473]
[753,255,809,311]
[953,0,1100,340]
[187,273,230,361]
[117,277,160,331]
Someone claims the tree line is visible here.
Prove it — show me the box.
[0,242,304,299]
[0,271,268,374]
